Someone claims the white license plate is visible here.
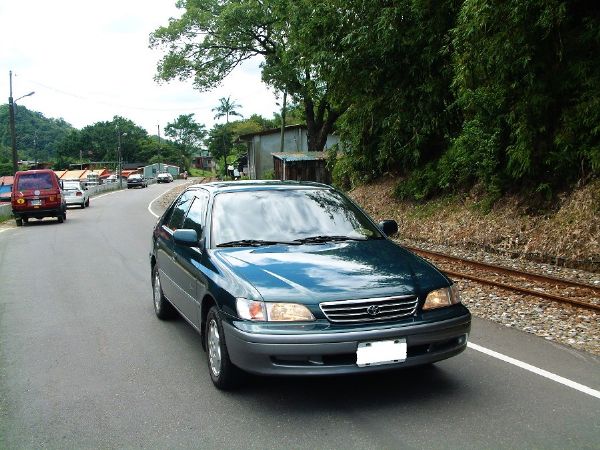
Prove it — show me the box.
[356,338,407,367]
[30,199,42,206]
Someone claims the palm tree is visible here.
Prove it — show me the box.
[212,96,242,123]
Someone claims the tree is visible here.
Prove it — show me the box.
[150,0,346,153]
[212,96,242,123]
[164,114,207,170]
[56,116,150,169]
[206,124,233,176]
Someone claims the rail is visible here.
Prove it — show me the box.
[405,245,600,312]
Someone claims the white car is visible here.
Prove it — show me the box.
[62,180,90,208]
[156,172,174,183]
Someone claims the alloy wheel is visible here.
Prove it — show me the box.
[207,319,222,377]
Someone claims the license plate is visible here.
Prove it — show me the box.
[356,338,407,367]
[30,199,42,206]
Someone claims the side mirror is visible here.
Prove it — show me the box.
[173,229,199,247]
[379,220,399,237]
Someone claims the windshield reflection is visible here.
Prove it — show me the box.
[211,189,382,247]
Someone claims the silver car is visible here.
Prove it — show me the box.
[62,180,90,208]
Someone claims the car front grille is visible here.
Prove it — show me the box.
[320,295,418,323]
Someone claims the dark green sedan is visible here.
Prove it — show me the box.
[150,181,471,389]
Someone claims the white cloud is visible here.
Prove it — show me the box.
[0,0,279,134]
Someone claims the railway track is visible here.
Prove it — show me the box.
[405,246,600,312]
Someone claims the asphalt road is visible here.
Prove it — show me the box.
[1,180,598,449]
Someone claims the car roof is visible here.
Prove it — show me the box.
[186,180,332,195]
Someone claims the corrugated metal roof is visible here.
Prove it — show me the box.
[0,176,14,186]
[271,152,327,162]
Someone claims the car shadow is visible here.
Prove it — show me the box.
[235,364,463,410]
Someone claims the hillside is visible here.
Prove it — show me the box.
[0,104,74,169]
[349,177,600,272]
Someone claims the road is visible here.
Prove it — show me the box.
[1,180,598,449]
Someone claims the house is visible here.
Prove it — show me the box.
[192,151,214,171]
[0,176,14,202]
[55,168,112,184]
[238,124,339,180]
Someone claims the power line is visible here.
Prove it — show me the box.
[17,76,209,113]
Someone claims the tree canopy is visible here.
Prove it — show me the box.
[150,0,345,152]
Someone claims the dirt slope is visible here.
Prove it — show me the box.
[349,177,600,271]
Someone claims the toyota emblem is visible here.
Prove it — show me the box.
[366,305,380,316]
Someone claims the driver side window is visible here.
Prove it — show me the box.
[165,191,194,231]
[183,191,209,236]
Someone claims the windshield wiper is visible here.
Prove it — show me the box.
[293,235,367,244]
[216,239,298,248]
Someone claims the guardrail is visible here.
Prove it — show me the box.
[0,203,11,221]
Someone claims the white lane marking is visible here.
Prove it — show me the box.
[147,182,189,218]
[148,193,163,218]
[468,342,600,399]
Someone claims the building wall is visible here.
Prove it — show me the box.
[247,128,339,179]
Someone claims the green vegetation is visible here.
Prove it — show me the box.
[150,0,598,204]
[326,0,599,200]
[0,105,74,174]
[150,0,343,153]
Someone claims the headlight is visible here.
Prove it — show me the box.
[236,298,314,321]
[423,285,461,310]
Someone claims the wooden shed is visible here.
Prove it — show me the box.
[272,152,331,184]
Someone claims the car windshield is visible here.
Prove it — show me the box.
[211,188,383,247]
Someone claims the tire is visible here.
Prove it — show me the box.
[85,199,90,207]
[152,265,176,320]
[81,202,85,209]
[205,306,243,390]
[15,218,23,227]
[57,214,64,223]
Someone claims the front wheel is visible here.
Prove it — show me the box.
[205,306,242,390]
[152,265,175,320]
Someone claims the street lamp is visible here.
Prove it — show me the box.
[8,70,35,174]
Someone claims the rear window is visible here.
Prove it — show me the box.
[63,182,81,190]
[16,173,55,190]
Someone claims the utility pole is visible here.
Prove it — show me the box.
[8,70,35,174]
[157,124,161,173]
[279,91,287,153]
[9,71,17,174]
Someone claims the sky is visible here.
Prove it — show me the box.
[0,0,280,135]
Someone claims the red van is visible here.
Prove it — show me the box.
[11,169,67,226]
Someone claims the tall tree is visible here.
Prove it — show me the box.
[150,0,346,152]
[164,113,207,170]
[212,96,242,123]
[206,124,233,176]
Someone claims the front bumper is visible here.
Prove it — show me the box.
[222,306,471,376]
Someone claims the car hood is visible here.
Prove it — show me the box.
[212,240,449,303]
